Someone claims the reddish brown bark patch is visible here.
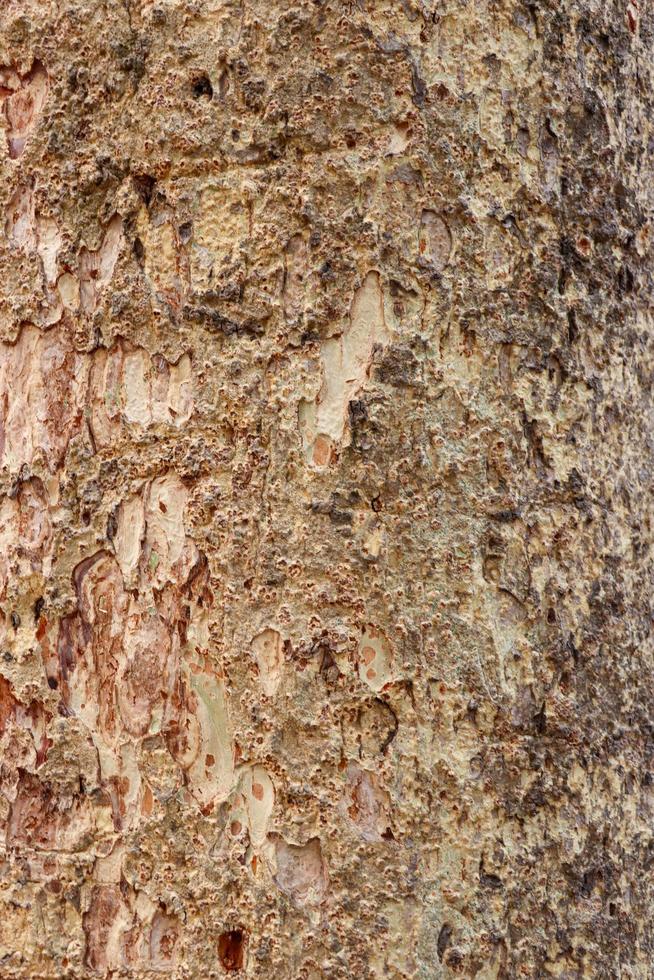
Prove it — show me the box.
[218,929,247,971]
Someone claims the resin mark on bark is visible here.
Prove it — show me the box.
[0,61,48,159]
[299,271,390,467]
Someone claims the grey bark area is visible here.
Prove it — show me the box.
[0,0,651,977]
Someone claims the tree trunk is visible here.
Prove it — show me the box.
[0,0,651,976]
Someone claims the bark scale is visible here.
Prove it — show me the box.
[0,0,652,977]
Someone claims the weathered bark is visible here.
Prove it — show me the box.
[0,0,652,976]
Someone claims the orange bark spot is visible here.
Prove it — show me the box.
[142,785,154,815]
[313,434,331,467]
[361,645,376,666]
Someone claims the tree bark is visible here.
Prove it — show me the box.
[0,0,652,976]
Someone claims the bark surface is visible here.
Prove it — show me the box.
[0,0,652,977]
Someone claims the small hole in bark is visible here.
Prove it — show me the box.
[547,607,556,624]
[179,221,193,244]
[133,237,145,264]
[133,174,156,205]
[192,74,213,100]
[48,677,58,690]
[82,509,91,526]
[567,308,578,344]
[106,511,118,540]
[437,922,453,962]
[218,929,246,971]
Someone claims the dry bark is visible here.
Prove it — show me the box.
[0,0,652,976]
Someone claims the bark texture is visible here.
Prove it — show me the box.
[0,0,652,977]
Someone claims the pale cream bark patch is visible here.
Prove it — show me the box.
[272,836,328,906]
[36,215,62,283]
[0,479,52,597]
[241,764,275,847]
[344,765,392,842]
[79,214,123,314]
[57,271,79,310]
[0,323,89,473]
[88,342,194,449]
[0,61,48,159]
[113,494,146,588]
[251,627,284,697]
[82,884,134,973]
[418,209,452,271]
[46,476,231,827]
[182,660,234,808]
[0,325,192,477]
[193,184,249,283]
[141,473,198,589]
[81,847,182,972]
[387,120,410,155]
[4,187,63,323]
[358,624,394,692]
[5,183,35,247]
[138,211,186,313]
[148,910,181,972]
[299,271,390,466]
